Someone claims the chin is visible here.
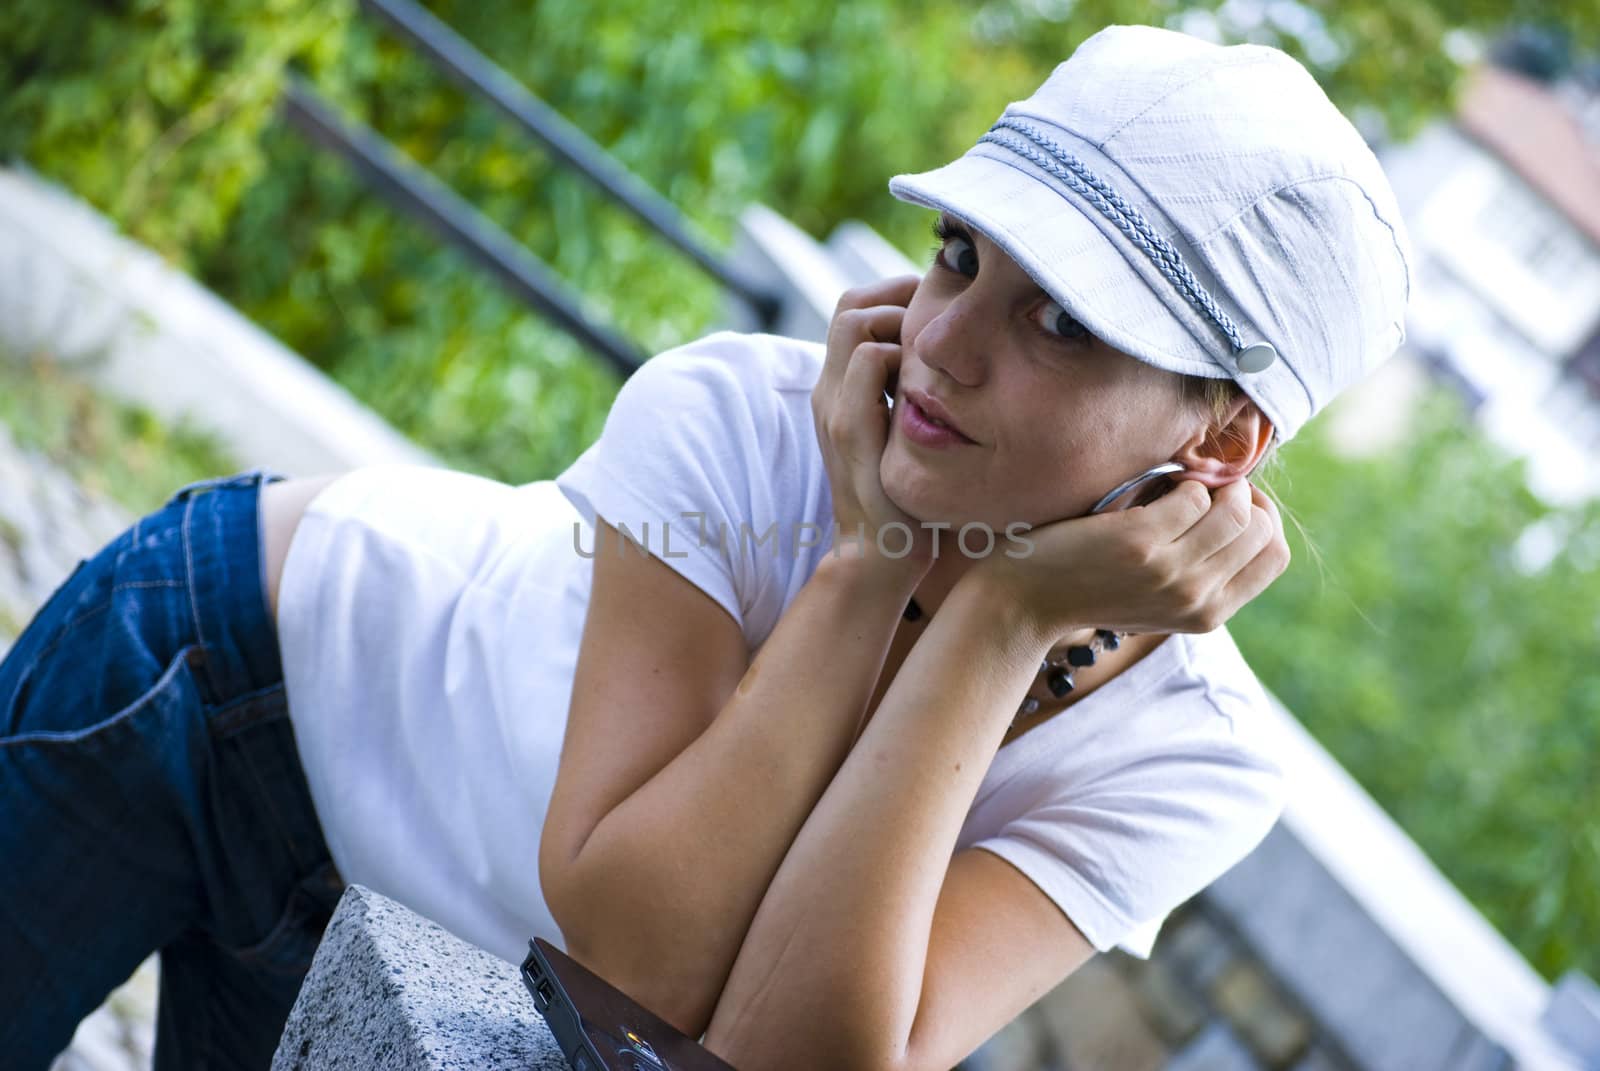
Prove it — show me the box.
[881,463,984,532]
[882,496,941,537]
[878,477,930,523]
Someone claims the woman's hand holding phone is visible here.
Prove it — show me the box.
[812,274,937,577]
[973,478,1290,643]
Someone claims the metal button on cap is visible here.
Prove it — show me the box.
[1235,341,1278,373]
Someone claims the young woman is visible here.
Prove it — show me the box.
[1,23,1410,1071]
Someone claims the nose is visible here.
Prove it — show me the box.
[911,287,992,389]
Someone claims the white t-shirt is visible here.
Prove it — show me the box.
[276,330,1286,966]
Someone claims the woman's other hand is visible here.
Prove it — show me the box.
[812,274,936,573]
[976,478,1290,641]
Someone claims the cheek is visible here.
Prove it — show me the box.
[1092,395,1194,470]
[1015,383,1148,471]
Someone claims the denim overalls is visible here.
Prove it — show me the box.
[0,469,344,1070]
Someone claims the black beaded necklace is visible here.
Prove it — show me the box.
[896,461,1185,730]
[901,595,1124,727]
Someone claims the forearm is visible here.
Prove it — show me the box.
[700,570,1048,1071]
[556,548,925,1035]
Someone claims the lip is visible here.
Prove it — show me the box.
[899,392,978,449]
[903,389,977,443]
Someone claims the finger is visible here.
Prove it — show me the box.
[842,303,909,344]
[1199,499,1278,595]
[1174,479,1254,562]
[1243,483,1286,554]
[834,274,921,315]
[821,304,909,393]
[1215,523,1291,614]
[837,341,902,446]
[1250,482,1283,536]
[1137,479,1214,542]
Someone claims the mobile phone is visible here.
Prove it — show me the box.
[521,937,740,1071]
[1088,461,1187,515]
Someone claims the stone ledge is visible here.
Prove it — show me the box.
[273,885,568,1071]
[0,165,438,476]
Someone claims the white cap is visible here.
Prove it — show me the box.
[889,24,1414,445]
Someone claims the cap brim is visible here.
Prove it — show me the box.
[890,149,1233,381]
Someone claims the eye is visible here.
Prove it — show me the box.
[1033,298,1092,345]
[938,236,978,277]
[930,218,979,277]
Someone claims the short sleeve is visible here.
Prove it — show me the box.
[554,333,774,638]
[971,715,1286,958]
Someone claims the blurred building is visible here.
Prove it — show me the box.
[1373,59,1600,505]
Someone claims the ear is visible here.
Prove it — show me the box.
[1171,395,1274,488]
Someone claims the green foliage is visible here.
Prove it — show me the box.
[4,0,1598,980]
[0,355,237,515]
[0,0,353,264]
[188,0,1012,481]
[1234,388,1600,979]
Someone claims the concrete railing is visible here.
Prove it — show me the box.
[0,165,437,475]
[273,884,568,1070]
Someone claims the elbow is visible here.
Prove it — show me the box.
[543,867,723,1040]
[549,913,720,1042]
[545,838,776,1045]
[591,947,717,1042]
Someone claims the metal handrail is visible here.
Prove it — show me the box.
[280,76,648,379]
[358,0,781,329]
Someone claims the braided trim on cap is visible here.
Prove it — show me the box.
[979,117,1247,356]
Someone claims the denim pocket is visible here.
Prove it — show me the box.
[2,634,202,747]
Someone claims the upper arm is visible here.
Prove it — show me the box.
[897,848,1097,1071]
[538,517,751,922]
